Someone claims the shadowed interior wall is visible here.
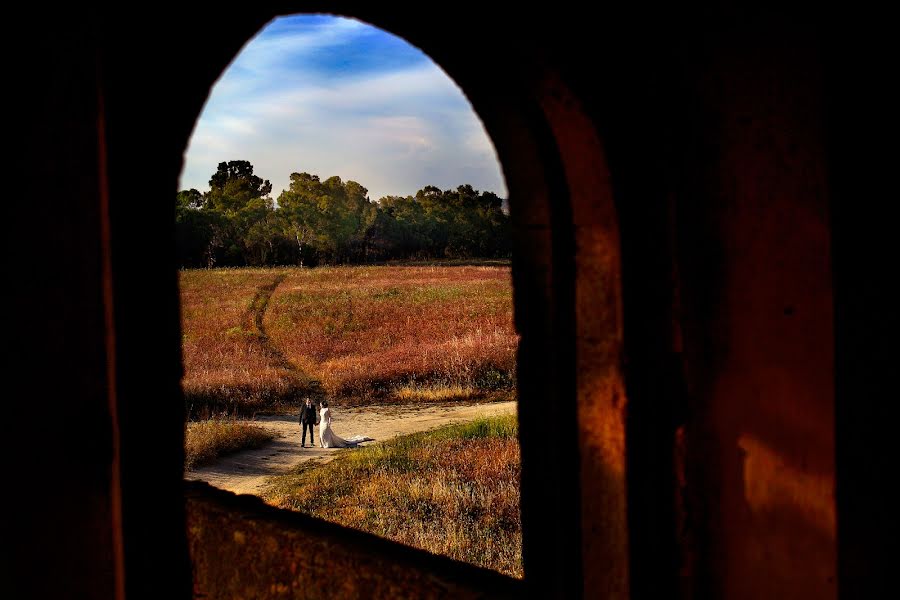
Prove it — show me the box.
[827,28,893,598]
[7,9,124,599]
[675,27,837,599]
[531,71,629,596]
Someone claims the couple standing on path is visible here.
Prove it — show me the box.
[299,397,373,449]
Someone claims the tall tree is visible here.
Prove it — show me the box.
[277,172,325,266]
[202,160,274,265]
[175,164,510,267]
[204,160,273,212]
[276,172,377,265]
[175,161,276,267]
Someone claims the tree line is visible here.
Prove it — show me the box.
[176,160,510,268]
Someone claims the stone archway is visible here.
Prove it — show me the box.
[174,9,629,598]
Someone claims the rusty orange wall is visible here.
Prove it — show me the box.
[678,33,836,599]
[533,73,629,598]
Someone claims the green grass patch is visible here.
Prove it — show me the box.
[263,414,521,578]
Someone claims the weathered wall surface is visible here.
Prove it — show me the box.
[533,72,629,598]
[186,482,520,599]
[676,29,836,600]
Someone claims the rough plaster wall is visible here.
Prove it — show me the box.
[186,483,520,599]
[678,33,837,600]
[533,71,629,598]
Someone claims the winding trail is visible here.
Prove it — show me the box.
[187,272,517,495]
[246,272,325,402]
[186,401,517,495]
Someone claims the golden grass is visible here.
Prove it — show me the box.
[180,268,309,415]
[184,419,275,470]
[264,266,516,401]
[263,414,522,578]
[180,265,516,413]
[392,383,478,402]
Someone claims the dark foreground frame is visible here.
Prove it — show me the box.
[8,4,891,599]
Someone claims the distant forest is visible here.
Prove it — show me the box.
[176,160,510,268]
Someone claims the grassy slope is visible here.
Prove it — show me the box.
[184,419,275,470]
[263,414,522,578]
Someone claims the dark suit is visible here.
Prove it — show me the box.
[299,403,317,446]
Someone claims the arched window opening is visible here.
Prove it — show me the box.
[178,14,521,579]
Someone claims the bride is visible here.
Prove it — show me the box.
[319,400,373,448]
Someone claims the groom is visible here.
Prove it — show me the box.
[299,397,318,448]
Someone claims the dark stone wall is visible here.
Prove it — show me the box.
[6,4,891,600]
[186,482,521,598]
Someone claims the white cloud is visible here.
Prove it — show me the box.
[179,16,506,202]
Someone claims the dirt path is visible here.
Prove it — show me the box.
[246,273,325,401]
[187,274,516,496]
[186,401,517,495]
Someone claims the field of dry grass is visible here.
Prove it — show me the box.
[184,419,275,469]
[180,268,302,416]
[265,265,515,400]
[180,265,515,414]
[263,414,522,578]
[182,266,519,574]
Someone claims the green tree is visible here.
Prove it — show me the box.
[176,163,509,266]
[204,160,273,212]
[277,172,326,266]
[202,160,274,265]
[175,189,209,267]
[244,210,287,266]
[175,191,229,268]
[276,172,378,265]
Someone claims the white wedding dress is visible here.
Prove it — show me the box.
[319,407,373,448]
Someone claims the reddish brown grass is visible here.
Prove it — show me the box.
[180,268,314,415]
[180,265,515,413]
[264,265,516,401]
[184,418,275,470]
[264,414,521,577]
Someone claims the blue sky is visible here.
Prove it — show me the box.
[179,15,507,202]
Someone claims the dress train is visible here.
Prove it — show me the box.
[319,406,373,448]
